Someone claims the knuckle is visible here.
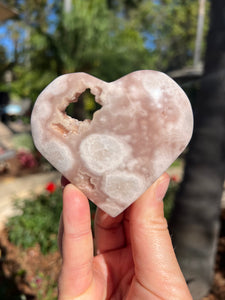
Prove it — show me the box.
[65,229,91,241]
[136,216,168,234]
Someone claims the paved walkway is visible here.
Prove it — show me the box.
[0,171,60,230]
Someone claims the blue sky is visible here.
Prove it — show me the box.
[0,0,58,60]
[0,1,157,61]
[0,20,15,59]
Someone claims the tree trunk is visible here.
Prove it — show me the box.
[169,1,225,299]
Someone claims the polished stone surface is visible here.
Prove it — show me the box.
[31,71,193,217]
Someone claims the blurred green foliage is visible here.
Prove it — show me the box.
[1,0,210,104]
[6,187,96,255]
[12,133,35,151]
[164,179,179,220]
[6,178,178,255]
[7,188,63,254]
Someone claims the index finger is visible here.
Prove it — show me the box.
[58,184,94,298]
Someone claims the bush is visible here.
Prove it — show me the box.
[7,183,96,255]
[6,177,178,255]
[12,133,35,152]
[7,187,62,255]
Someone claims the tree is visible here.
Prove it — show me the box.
[1,0,208,103]
[0,46,9,84]
[107,0,209,71]
[150,0,210,71]
[169,1,225,299]
[2,0,153,102]
[0,0,58,99]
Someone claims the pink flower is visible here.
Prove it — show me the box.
[17,150,37,168]
[35,277,42,285]
[46,182,56,193]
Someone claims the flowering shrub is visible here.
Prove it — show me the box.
[7,181,96,254]
[7,173,180,255]
[17,150,37,169]
[29,272,57,300]
[46,182,57,193]
[7,185,62,254]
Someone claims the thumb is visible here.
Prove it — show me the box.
[129,173,192,300]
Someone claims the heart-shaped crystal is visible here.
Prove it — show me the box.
[31,71,193,217]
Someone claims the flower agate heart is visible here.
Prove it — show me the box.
[31,70,193,217]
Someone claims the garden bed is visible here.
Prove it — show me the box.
[0,209,225,299]
[0,164,224,300]
[0,228,61,300]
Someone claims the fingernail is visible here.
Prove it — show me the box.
[155,177,170,201]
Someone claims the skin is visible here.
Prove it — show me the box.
[58,173,193,300]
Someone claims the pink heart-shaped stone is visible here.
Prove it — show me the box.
[31,70,193,217]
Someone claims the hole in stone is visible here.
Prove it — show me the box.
[65,88,102,121]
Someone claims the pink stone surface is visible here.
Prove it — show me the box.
[31,70,193,217]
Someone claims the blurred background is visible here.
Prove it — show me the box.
[0,1,224,299]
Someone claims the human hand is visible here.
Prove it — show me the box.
[58,173,193,300]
